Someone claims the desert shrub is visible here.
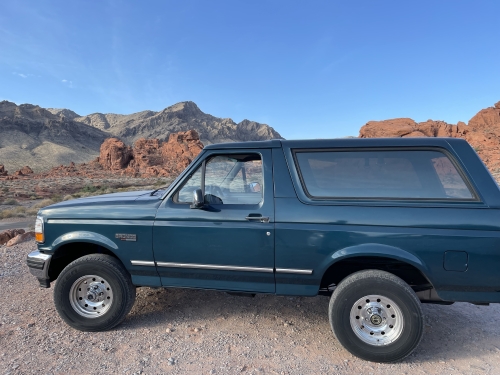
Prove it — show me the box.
[2,198,19,205]
[33,199,55,209]
[50,194,63,203]
[80,185,100,193]
[63,195,74,201]
[0,206,27,218]
[26,208,39,216]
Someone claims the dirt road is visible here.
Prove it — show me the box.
[1,239,500,375]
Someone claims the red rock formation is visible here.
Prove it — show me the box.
[126,130,204,177]
[20,166,34,175]
[34,130,204,179]
[359,101,500,172]
[99,138,133,170]
[11,166,34,176]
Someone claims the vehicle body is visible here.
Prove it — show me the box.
[27,137,500,362]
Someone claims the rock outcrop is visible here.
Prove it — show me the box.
[359,101,500,172]
[6,231,35,247]
[31,130,204,180]
[99,138,133,170]
[0,229,25,246]
[99,130,204,177]
[0,164,7,176]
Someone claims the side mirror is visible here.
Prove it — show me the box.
[248,182,261,192]
[190,188,204,209]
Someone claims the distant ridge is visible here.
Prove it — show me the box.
[0,100,282,172]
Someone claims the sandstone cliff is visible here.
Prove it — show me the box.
[359,101,500,172]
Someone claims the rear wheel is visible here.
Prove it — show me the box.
[329,270,424,363]
[54,254,136,331]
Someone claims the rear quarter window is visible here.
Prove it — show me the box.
[294,149,474,200]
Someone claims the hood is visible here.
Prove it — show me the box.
[38,189,164,220]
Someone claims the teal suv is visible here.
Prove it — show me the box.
[27,137,500,362]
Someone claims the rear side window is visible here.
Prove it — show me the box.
[294,149,474,200]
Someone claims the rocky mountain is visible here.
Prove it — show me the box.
[359,101,500,173]
[46,108,80,120]
[72,101,281,145]
[0,101,108,173]
[0,101,282,173]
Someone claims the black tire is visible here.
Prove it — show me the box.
[54,254,136,331]
[329,270,424,363]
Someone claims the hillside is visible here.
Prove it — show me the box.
[0,101,108,172]
[1,101,282,172]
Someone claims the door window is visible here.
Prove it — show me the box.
[175,154,263,205]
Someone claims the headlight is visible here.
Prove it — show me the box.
[35,216,44,243]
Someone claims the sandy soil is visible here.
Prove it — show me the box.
[1,239,500,375]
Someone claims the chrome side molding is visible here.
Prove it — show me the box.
[130,260,156,266]
[48,219,154,226]
[129,261,313,275]
[156,261,274,273]
[275,268,313,275]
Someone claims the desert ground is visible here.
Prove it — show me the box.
[0,237,499,375]
[2,174,500,374]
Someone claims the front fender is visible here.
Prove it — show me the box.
[46,231,119,253]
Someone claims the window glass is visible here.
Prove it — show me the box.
[176,167,202,203]
[205,155,263,204]
[295,150,473,200]
[175,154,263,204]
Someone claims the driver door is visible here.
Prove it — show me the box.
[153,149,275,293]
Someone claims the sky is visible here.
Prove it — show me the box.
[1,1,499,139]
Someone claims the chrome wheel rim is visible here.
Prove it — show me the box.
[349,294,404,346]
[69,275,114,318]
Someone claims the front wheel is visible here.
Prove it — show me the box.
[54,254,136,331]
[329,270,424,363]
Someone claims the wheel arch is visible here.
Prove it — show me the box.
[320,243,434,292]
[48,231,123,282]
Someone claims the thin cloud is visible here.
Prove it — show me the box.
[12,72,30,78]
[62,79,74,88]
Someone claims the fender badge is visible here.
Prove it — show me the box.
[115,233,137,242]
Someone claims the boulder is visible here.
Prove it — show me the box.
[0,228,25,245]
[0,164,7,176]
[359,118,417,138]
[99,138,133,170]
[6,231,35,247]
[20,166,34,175]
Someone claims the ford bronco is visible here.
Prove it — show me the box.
[27,137,500,362]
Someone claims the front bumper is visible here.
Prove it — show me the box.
[26,250,52,288]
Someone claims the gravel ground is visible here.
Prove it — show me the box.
[1,239,500,375]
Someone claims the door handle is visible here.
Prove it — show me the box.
[245,216,270,223]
